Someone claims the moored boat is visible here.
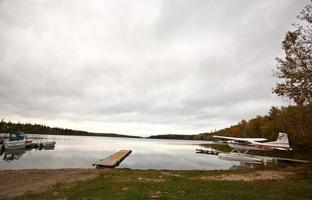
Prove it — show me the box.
[4,132,27,150]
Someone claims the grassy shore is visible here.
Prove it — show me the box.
[7,166,312,200]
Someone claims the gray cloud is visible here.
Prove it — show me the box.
[0,0,308,136]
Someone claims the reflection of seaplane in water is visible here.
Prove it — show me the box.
[210,133,307,165]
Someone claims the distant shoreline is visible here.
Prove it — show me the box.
[0,120,142,139]
[0,132,142,139]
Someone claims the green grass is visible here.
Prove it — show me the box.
[16,169,312,200]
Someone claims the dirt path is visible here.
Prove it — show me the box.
[193,170,294,181]
[0,169,100,199]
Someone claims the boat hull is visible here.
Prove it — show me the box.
[4,140,26,150]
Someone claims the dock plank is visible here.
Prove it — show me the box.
[94,150,132,168]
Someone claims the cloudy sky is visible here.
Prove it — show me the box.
[0,0,308,136]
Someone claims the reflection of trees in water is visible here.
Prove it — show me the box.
[1,146,55,162]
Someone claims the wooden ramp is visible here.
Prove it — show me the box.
[93,150,132,168]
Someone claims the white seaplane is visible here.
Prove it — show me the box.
[211,133,305,165]
[213,132,292,152]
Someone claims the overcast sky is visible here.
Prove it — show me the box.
[0,0,308,136]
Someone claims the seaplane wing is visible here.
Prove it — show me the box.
[213,135,267,142]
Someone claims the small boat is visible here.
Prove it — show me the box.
[4,132,27,150]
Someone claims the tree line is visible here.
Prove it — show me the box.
[201,105,311,151]
[0,119,140,138]
[149,105,312,151]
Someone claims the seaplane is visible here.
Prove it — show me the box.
[211,133,301,165]
[213,132,292,153]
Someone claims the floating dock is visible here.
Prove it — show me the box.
[25,140,56,149]
[93,150,132,168]
[196,148,220,155]
[272,157,309,164]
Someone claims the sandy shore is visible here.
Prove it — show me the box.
[0,168,101,199]
[0,168,296,199]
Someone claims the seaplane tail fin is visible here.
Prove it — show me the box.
[271,132,289,146]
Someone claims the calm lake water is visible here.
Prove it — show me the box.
[0,134,237,170]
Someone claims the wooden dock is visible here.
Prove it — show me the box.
[274,157,309,164]
[93,150,132,168]
[196,148,220,155]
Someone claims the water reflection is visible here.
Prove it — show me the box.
[2,149,26,162]
[0,145,55,162]
[0,135,238,170]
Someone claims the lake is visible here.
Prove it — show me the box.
[0,134,237,170]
